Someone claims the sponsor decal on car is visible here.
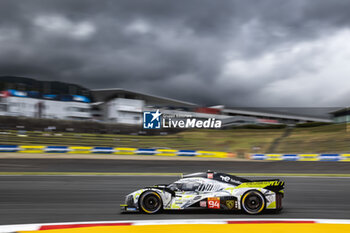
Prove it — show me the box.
[220,175,231,182]
[208,197,220,209]
[219,175,242,184]
[126,207,137,211]
[226,200,235,209]
[200,200,207,207]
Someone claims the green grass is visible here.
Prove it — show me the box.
[0,123,348,154]
[0,128,283,154]
[275,124,349,153]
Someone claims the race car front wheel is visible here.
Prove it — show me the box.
[241,190,265,214]
[139,191,163,214]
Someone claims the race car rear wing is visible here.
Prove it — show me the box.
[239,179,285,192]
[182,171,284,192]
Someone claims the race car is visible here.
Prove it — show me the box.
[120,171,284,214]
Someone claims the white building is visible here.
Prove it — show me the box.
[104,98,144,125]
[0,76,333,127]
[92,88,200,126]
[0,95,91,120]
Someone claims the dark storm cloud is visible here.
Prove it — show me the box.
[1,0,350,106]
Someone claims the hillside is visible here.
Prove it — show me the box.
[0,124,348,154]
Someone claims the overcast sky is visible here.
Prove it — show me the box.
[0,0,350,107]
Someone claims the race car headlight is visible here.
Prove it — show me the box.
[125,195,134,206]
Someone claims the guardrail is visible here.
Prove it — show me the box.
[251,153,350,161]
[0,145,233,158]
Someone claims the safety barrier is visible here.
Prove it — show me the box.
[18,145,45,153]
[0,145,18,152]
[1,145,349,161]
[251,153,350,161]
[0,145,231,158]
[68,146,93,154]
[45,146,70,153]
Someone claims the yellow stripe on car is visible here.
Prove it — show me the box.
[267,201,276,209]
[237,181,284,189]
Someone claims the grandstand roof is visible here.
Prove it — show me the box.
[329,107,350,116]
[0,76,92,99]
[92,88,197,107]
[222,107,332,122]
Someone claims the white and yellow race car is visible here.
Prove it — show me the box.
[120,171,284,215]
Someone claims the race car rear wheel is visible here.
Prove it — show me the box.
[139,191,163,214]
[241,190,265,214]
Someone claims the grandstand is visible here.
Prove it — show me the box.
[0,76,91,120]
[330,107,350,123]
[0,76,336,130]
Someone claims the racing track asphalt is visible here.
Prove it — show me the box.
[1,158,350,174]
[0,158,349,225]
[0,176,350,225]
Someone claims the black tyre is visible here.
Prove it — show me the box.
[241,190,265,214]
[139,191,163,214]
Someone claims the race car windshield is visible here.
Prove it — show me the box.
[167,182,201,191]
[182,182,201,191]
